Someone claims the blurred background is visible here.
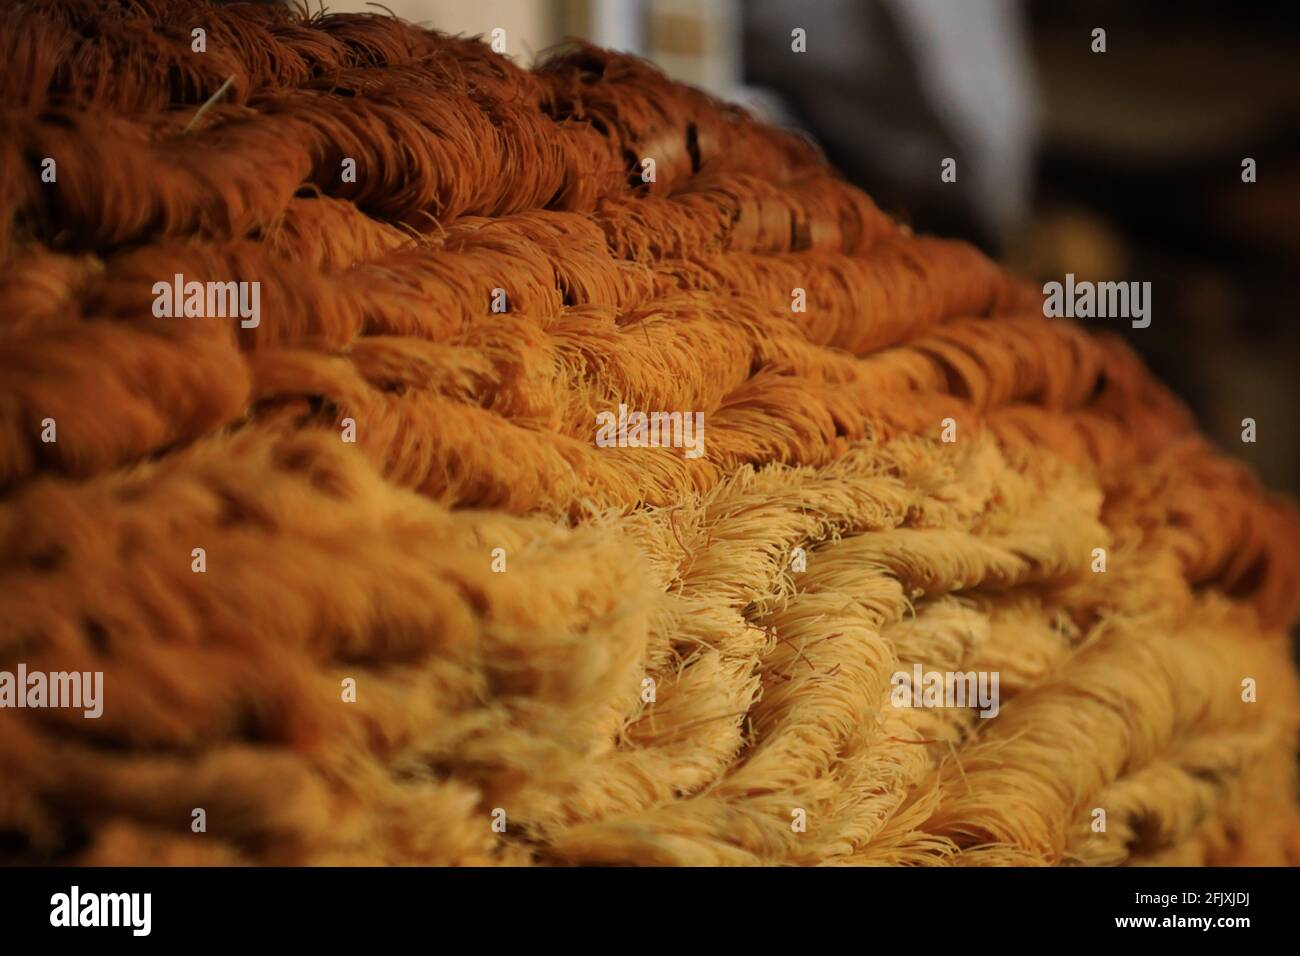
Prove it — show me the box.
[325,0,1300,500]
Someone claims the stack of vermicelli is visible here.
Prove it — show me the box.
[0,0,1297,866]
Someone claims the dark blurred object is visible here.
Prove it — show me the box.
[1018,0,1300,500]
[745,0,1300,503]
[742,0,1038,254]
